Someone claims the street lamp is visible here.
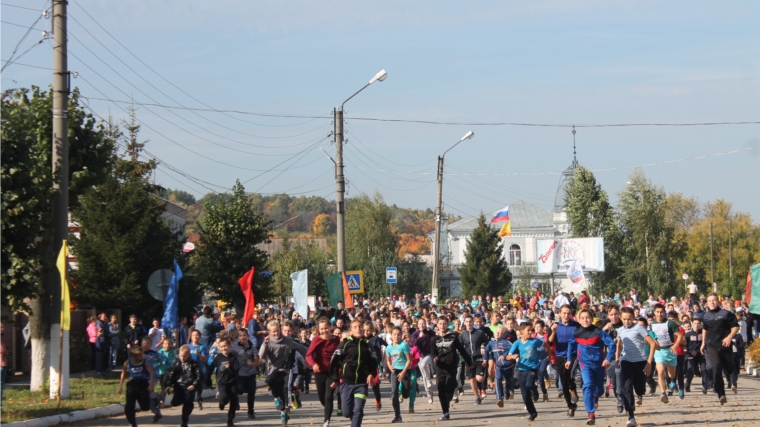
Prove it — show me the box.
[334,70,387,274]
[431,131,475,302]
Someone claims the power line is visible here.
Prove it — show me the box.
[70,0,328,129]
[1,20,46,31]
[1,1,48,72]
[344,129,436,168]
[241,136,330,185]
[0,59,53,71]
[2,3,49,12]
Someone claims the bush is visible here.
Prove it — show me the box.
[749,338,760,369]
[70,334,92,373]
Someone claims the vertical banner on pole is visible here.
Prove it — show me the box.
[290,269,309,320]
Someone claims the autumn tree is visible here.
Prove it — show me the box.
[458,215,512,297]
[312,213,334,236]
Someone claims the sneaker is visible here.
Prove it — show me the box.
[543,393,549,402]
[660,392,669,404]
[248,412,255,419]
[586,413,596,425]
[305,389,310,394]
[532,393,538,402]
[604,391,609,398]
[732,385,737,394]
[323,421,330,427]
[337,409,342,416]
[545,379,552,390]
[685,386,691,393]
[648,384,657,396]
[626,417,638,427]
[440,413,450,420]
[215,392,220,400]
[475,397,482,405]
[679,389,685,400]
[570,390,579,404]
[616,396,624,413]
[458,387,464,395]
[376,399,382,411]
[227,421,235,427]
[719,395,727,405]
[636,395,643,406]
[428,395,434,404]
[481,390,487,399]
[291,393,301,410]
[152,414,163,423]
[453,392,459,403]
[528,414,537,421]
[409,407,415,414]
[198,401,203,410]
[497,398,504,407]
[280,410,290,426]
[567,403,577,417]
[702,387,708,395]
[391,416,404,423]
[557,391,564,399]
[668,382,676,396]
[274,398,283,409]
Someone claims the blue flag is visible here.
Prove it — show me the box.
[161,259,182,329]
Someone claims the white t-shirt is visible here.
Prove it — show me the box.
[687,283,698,294]
[149,327,165,349]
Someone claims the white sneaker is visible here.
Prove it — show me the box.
[428,395,434,404]
[626,417,638,427]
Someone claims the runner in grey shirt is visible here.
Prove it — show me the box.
[615,307,657,427]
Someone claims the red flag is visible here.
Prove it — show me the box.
[238,267,255,325]
[342,272,354,309]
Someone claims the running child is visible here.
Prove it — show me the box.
[650,304,682,403]
[484,325,514,407]
[306,317,340,427]
[187,329,208,410]
[329,319,378,427]
[566,309,615,426]
[615,307,656,427]
[431,316,473,420]
[685,318,707,393]
[157,338,177,405]
[140,336,166,423]
[214,337,240,427]
[168,345,201,427]
[401,333,421,414]
[259,319,307,425]
[364,321,386,411]
[233,329,260,419]
[386,326,411,423]
[507,322,550,421]
[118,346,155,427]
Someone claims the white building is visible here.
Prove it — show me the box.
[434,159,579,297]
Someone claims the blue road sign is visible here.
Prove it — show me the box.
[386,267,397,284]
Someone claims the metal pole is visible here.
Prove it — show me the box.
[334,108,346,274]
[710,222,716,293]
[50,0,69,400]
[432,156,444,300]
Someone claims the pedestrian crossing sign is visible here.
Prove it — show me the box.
[345,270,364,294]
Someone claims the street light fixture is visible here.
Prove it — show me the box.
[431,131,475,301]
[334,70,388,274]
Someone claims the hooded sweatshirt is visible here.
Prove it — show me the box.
[258,335,307,374]
[329,335,378,385]
[432,331,473,375]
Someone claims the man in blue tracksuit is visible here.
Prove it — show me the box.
[549,304,580,416]
[567,309,616,426]
[485,325,514,407]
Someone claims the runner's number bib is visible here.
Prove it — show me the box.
[651,322,673,348]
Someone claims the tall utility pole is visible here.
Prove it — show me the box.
[729,219,733,288]
[431,131,474,301]
[431,155,444,300]
[333,70,387,274]
[710,221,716,293]
[334,107,346,274]
[49,0,69,399]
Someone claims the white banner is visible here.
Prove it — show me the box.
[290,269,309,319]
[536,237,605,274]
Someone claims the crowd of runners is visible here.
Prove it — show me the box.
[118,288,754,427]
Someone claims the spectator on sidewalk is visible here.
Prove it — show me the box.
[109,315,120,369]
[86,316,98,370]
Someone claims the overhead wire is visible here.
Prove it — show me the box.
[241,135,330,185]
[69,0,328,129]
[344,129,436,168]
[445,163,556,202]
[0,60,53,71]
[1,2,49,71]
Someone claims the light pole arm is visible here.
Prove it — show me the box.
[341,83,370,110]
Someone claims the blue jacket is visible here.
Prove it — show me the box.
[568,325,615,365]
[484,338,514,369]
[553,320,579,359]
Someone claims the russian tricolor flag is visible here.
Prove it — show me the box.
[491,206,510,223]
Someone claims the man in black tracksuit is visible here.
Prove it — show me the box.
[701,293,739,405]
[329,320,378,427]
[458,316,490,404]
[433,318,473,420]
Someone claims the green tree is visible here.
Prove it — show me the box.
[1,87,114,391]
[345,193,396,268]
[194,180,271,311]
[564,165,622,297]
[616,169,675,298]
[269,239,332,302]
[72,116,186,318]
[159,188,197,206]
[458,215,512,297]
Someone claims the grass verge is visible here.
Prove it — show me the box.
[1,373,123,423]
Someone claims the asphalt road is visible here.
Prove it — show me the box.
[71,374,760,427]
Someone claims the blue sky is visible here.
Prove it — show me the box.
[3,1,759,219]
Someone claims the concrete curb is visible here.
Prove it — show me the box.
[5,380,266,427]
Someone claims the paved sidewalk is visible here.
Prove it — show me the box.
[69,374,760,427]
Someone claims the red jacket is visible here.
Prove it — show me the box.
[306,335,340,373]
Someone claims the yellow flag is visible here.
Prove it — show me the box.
[498,221,511,237]
[57,240,70,331]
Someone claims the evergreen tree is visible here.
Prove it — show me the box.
[564,165,621,297]
[458,215,512,297]
[194,180,271,311]
[72,115,187,318]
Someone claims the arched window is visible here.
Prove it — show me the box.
[509,244,521,266]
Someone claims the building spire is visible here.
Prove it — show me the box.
[571,124,578,168]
